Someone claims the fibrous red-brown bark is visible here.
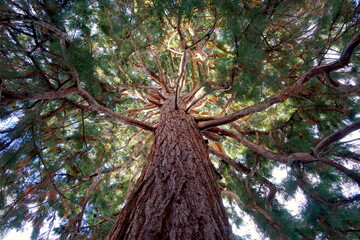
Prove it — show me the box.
[107,96,233,240]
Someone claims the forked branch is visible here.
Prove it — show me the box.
[209,127,360,184]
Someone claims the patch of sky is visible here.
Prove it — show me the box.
[2,215,61,240]
[0,113,21,133]
[276,188,307,218]
[229,203,270,240]
[270,165,288,185]
[270,166,307,217]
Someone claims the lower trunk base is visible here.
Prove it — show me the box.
[107,98,233,240]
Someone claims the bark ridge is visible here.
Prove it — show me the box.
[107,97,233,240]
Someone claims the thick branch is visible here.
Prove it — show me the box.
[322,72,360,93]
[318,157,360,185]
[199,31,360,130]
[210,127,290,163]
[0,86,77,104]
[68,64,155,132]
[77,88,154,132]
[313,120,360,157]
[209,147,250,174]
[181,84,202,105]
[195,116,217,122]
[186,92,208,112]
[210,127,360,184]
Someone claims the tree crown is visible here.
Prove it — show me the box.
[0,0,359,239]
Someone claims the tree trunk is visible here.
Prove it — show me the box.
[107,96,234,240]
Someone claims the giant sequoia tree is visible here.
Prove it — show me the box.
[1,0,360,239]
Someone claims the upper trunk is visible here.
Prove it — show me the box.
[107,95,234,240]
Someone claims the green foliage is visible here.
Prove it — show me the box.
[0,0,359,239]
